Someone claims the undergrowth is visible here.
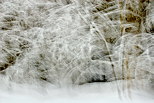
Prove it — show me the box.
[0,0,153,89]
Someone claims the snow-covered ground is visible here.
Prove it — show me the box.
[0,80,154,103]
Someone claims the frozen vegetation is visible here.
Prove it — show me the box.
[0,0,154,102]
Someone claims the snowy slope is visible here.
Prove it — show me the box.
[0,80,154,103]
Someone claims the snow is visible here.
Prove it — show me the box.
[0,81,154,103]
[0,0,154,103]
